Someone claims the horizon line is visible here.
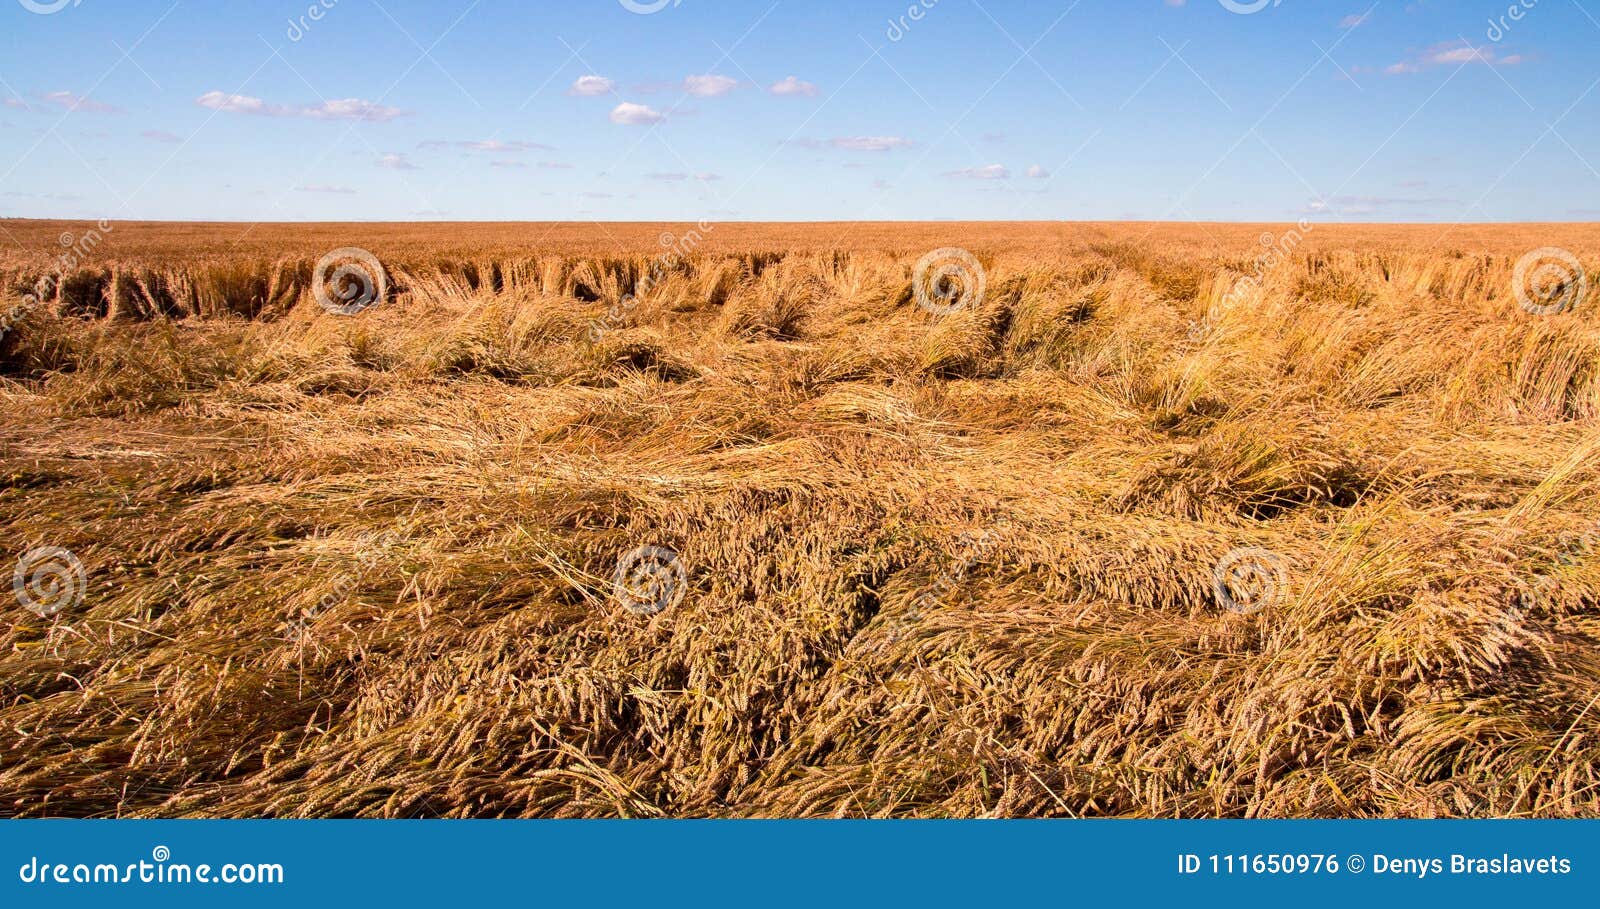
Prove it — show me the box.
[3,217,1599,226]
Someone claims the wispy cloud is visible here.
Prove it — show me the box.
[942,164,1010,179]
[301,98,408,121]
[1304,194,1463,215]
[418,139,553,152]
[1339,13,1369,28]
[377,152,417,170]
[610,102,665,125]
[646,171,722,182]
[142,129,181,143]
[568,75,615,97]
[3,190,84,202]
[1386,41,1523,75]
[768,75,817,97]
[295,184,357,194]
[793,135,914,152]
[41,91,118,113]
[1025,164,1049,179]
[194,91,268,115]
[683,74,738,97]
[195,90,406,121]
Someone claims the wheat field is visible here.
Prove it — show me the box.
[2,219,1599,818]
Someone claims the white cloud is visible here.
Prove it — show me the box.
[196,91,405,121]
[2,191,83,202]
[943,164,1010,179]
[195,91,267,115]
[489,160,527,169]
[142,129,181,143]
[1386,41,1523,74]
[295,184,356,194]
[768,75,818,97]
[1430,46,1496,64]
[41,91,118,113]
[1303,194,1463,215]
[1025,164,1049,179]
[462,139,544,151]
[683,74,738,97]
[647,171,722,182]
[610,102,665,125]
[1339,13,1369,28]
[418,139,552,152]
[377,152,417,170]
[302,98,406,122]
[568,75,615,97]
[822,136,912,152]
[3,98,31,110]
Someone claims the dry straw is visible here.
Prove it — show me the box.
[1,222,1598,818]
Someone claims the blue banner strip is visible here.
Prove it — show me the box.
[3,820,1597,906]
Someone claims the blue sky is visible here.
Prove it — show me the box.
[1,0,1598,222]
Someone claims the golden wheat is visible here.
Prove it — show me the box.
[1,220,1598,818]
